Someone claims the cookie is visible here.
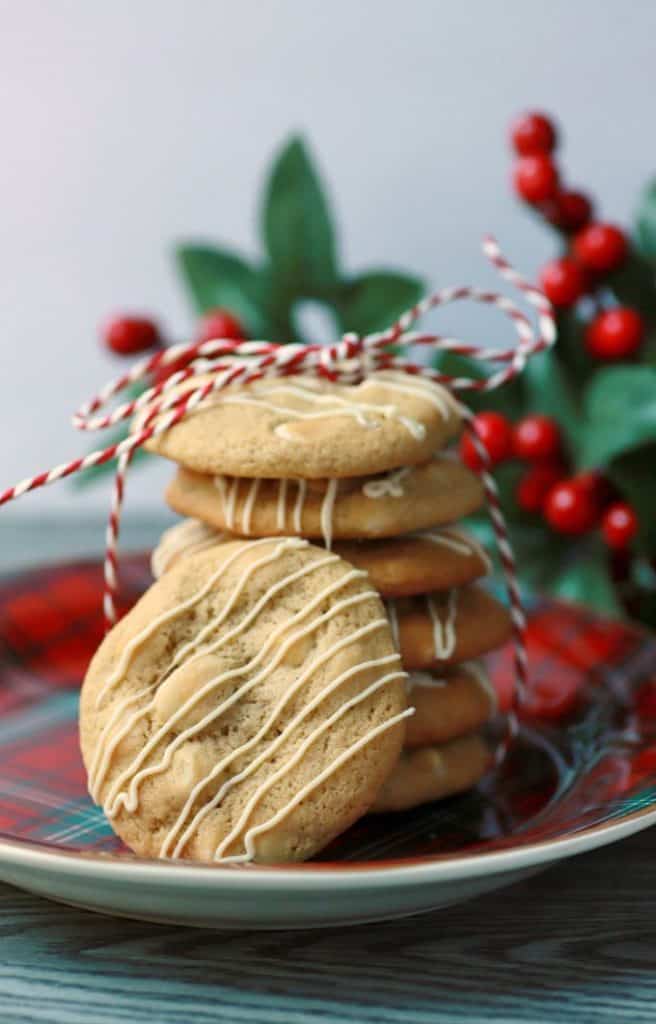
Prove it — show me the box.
[152,519,490,597]
[151,519,225,579]
[371,733,491,813]
[142,370,462,479]
[165,457,485,547]
[334,530,490,597]
[80,538,410,864]
[387,585,513,669]
[405,662,497,748]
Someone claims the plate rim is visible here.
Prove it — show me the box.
[0,801,655,890]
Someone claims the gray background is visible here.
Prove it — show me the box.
[1,0,654,515]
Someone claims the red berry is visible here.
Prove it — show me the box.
[585,307,645,361]
[195,308,245,345]
[544,479,599,535]
[543,190,593,233]
[516,463,564,513]
[573,223,628,273]
[513,154,559,204]
[602,502,639,549]
[153,353,190,389]
[510,112,557,155]
[459,412,513,470]
[103,316,161,356]
[572,470,611,502]
[513,415,561,461]
[540,257,586,307]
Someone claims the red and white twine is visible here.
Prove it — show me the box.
[0,237,555,736]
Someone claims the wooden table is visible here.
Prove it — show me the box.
[1,517,653,1022]
[2,829,653,1023]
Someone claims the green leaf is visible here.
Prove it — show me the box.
[175,245,270,336]
[607,445,656,555]
[635,178,656,264]
[550,546,624,618]
[580,365,656,467]
[338,272,424,336]
[261,136,339,299]
[522,348,581,456]
[552,308,591,388]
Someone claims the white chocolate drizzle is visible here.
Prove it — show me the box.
[386,590,459,663]
[293,479,307,534]
[362,466,411,500]
[276,479,288,531]
[90,539,407,862]
[241,479,260,535]
[89,544,340,795]
[204,371,457,443]
[405,671,447,692]
[419,528,493,573]
[320,478,339,550]
[151,520,224,579]
[426,591,458,661]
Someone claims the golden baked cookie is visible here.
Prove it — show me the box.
[150,519,225,579]
[152,519,490,597]
[404,662,497,748]
[371,733,491,813]
[334,530,490,597]
[80,538,409,864]
[387,585,513,669]
[142,371,462,479]
[165,458,485,546]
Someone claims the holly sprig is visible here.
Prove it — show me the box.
[454,112,656,626]
[77,136,423,487]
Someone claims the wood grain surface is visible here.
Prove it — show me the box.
[2,829,655,1024]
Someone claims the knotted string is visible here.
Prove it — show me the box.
[0,237,556,754]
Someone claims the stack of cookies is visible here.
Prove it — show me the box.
[80,370,513,863]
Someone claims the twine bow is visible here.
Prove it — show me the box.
[0,236,556,749]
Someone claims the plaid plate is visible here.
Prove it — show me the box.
[1,555,656,864]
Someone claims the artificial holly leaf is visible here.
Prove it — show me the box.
[338,271,424,336]
[606,249,656,331]
[175,245,269,336]
[261,136,339,300]
[635,178,656,265]
[606,445,656,555]
[549,546,624,619]
[551,308,591,388]
[579,365,656,467]
[521,348,581,457]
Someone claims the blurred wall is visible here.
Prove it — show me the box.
[1,0,654,512]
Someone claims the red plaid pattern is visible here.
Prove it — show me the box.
[0,556,655,865]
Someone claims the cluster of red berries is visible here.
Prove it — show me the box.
[511,112,645,362]
[101,308,246,357]
[459,410,638,549]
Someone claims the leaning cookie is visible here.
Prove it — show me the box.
[151,519,225,579]
[371,734,492,813]
[152,519,490,597]
[166,458,485,546]
[405,662,497,748]
[141,371,462,479]
[387,585,513,669]
[80,538,409,864]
